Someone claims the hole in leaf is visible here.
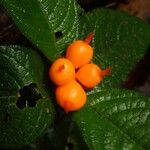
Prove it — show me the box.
[3,112,10,122]
[55,31,63,39]
[16,83,42,109]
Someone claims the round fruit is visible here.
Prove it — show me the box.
[49,58,75,85]
[66,33,94,68]
[55,80,87,112]
[76,64,110,88]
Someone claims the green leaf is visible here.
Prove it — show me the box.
[2,0,80,59]
[79,9,150,87]
[74,87,150,150]
[0,46,54,148]
[2,0,57,61]
[46,0,80,53]
[73,9,150,149]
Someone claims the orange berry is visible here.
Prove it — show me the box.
[76,64,110,88]
[55,80,87,112]
[66,33,94,68]
[49,58,75,85]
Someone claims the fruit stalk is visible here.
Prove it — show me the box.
[84,32,94,44]
[100,67,111,77]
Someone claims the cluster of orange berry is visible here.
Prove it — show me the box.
[49,33,110,113]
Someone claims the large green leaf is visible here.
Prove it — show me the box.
[2,0,80,59]
[45,0,80,53]
[0,46,54,148]
[73,9,150,150]
[79,9,150,87]
[74,87,150,150]
[2,0,57,61]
